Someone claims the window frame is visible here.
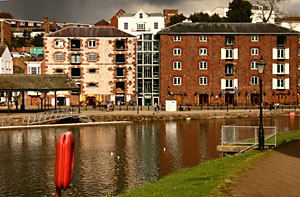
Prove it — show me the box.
[251,61,258,70]
[173,36,181,41]
[173,61,182,70]
[54,40,64,48]
[173,77,182,85]
[199,35,207,42]
[251,48,259,56]
[251,76,259,85]
[124,22,128,30]
[199,48,207,56]
[199,61,208,70]
[88,53,97,62]
[54,53,64,61]
[199,76,208,85]
[88,40,96,48]
[173,48,181,56]
[251,36,259,42]
[88,83,97,88]
[225,79,233,89]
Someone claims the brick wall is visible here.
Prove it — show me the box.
[160,34,300,106]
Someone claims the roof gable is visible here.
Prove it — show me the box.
[0,46,7,57]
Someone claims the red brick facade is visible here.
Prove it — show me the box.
[0,20,11,45]
[160,33,300,106]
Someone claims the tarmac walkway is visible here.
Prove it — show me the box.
[231,139,300,196]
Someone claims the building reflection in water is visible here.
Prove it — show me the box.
[0,117,298,196]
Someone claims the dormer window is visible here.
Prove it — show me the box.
[71,40,80,51]
[139,13,143,19]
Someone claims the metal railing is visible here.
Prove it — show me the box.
[0,108,77,127]
[221,125,277,153]
[22,108,77,125]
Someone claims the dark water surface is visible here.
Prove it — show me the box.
[0,117,299,196]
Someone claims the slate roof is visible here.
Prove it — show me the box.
[0,74,79,91]
[45,26,135,37]
[94,19,110,25]
[0,46,6,57]
[157,23,300,35]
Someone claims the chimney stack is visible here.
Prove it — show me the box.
[44,14,49,35]
[44,14,48,23]
[53,19,56,27]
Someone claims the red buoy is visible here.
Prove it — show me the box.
[54,132,75,196]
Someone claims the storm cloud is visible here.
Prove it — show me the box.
[0,0,298,24]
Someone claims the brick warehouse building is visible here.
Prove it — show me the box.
[158,23,300,106]
[44,27,136,106]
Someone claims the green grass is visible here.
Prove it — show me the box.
[119,130,300,197]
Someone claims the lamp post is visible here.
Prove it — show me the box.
[137,90,139,114]
[257,56,266,151]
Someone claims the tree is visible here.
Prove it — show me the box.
[226,0,253,22]
[255,0,285,23]
[167,14,186,26]
[189,12,223,22]
[31,33,44,47]
[0,12,13,19]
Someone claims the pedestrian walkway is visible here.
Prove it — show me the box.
[231,139,300,196]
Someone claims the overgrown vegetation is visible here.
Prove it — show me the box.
[119,130,300,197]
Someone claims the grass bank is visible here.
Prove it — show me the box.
[119,130,300,197]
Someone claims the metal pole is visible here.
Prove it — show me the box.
[259,77,264,151]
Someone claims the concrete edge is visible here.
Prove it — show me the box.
[0,121,133,130]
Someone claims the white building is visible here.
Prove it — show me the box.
[25,61,42,102]
[206,4,276,24]
[0,45,13,103]
[118,10,165,106]
[276,17,300,32]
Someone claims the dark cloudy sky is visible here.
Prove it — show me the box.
[0,0,298,24]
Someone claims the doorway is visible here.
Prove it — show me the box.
[225,93,234,105]
[57,97,65,106]
[251,94,259,105]
[199,94,209,105]
[87,97,96,106]
[174,94,183,105]
[276,94,286,104]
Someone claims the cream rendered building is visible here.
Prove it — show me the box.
[44,27,136,106]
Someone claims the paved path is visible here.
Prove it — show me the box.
[231,139,300,196]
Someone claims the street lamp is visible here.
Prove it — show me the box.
[257,56,266,151]
[137,89,139,114]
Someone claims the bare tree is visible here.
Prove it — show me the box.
[255,0,285,23]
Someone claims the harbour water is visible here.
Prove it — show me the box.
[0,117,299,196]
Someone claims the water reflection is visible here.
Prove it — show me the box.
[0,117,299,196]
